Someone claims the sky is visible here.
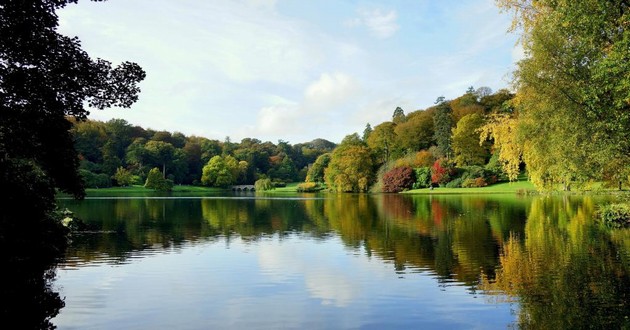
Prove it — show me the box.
[58,0,522,144]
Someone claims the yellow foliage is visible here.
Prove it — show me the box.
[479,114,522,181]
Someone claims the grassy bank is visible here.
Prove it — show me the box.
[57,185,226,198]
[403,180,537,195]
[259,182,300,194]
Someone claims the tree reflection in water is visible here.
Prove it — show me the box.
[58,194,630,328]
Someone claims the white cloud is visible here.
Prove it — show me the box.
[346,8,400,39]
[57,0,518,144]
[305,72,359,106]
[246,72,361,142]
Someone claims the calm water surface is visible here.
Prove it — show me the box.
[54,193,630,329]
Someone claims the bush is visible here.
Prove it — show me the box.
[431,158,456,186]
[144,167,173,191]
[272,181,286,188]
[445,177,463,188]
[412,167,431,189]
[461,177,488,188]
[80,169,112,188]
[597,203,630,228]
[296,182,324,192]
[382,166,415,193]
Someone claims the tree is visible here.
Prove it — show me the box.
[201,155,241,188]
[325,134,374,192]
[497,0,630,189]
[145,140,175,178]
[0,2,145,325]
[452,113,489,166]
[395,110,434,153]
[362,123,373,142]
[392,106,406,124]
[144,167,172,191]
[366,122,399,164]
[479,114,523,182]
[306,153,331,183]
[254,178,273,191]
[113,166,133,186]
[433,98,453,158]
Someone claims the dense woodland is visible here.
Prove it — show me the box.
[72,86,513,192]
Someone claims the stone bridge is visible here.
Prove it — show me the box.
[231,185,255,191]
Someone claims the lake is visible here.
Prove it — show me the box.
[53,193,630,329]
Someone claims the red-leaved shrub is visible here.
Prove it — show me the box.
[382,166,415,192]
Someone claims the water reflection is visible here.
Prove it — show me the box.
[481,196,630,329]
[57,194,630,328]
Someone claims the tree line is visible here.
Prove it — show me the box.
[71,118,336,188]
[72,86,514,192]
[316,87,515,192]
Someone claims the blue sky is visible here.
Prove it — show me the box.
[58,0,522,144]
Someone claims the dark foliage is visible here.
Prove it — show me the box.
[0,1,145,327]
[382,166,415,193]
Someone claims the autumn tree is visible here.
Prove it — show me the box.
[497,0,630,189]
[306,153,331,183]
[479,114,522,182]
[395,110,434,153]
[367,122,399,164]
[325,134,374,192]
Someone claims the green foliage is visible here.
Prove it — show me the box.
[254,178,273,191]
[367,122,400,164]
[113,167,133,186]
[79,169,112,188]
[392,106,406,124]
[433,100,453,158]
[325,134,374,192]
[362,123,373,142]
[395,110,434,153]
[498,0,630,191]
[306,153,331,183]
[597,204,630,229]
[382,166,416,193]
[412,167,432,189]
[144,167,173,191]
[452,113,489,166]
[201,155,238,188]
[445,177,463,188]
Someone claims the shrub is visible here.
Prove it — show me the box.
[144,167,173,191]
[272,181,286,188]
[597,203,630,228]
[445,177,463,188]
[296,182,324,192]
[382,166,415,193]
[431,158,455,186]
[414,150,434,167]
[80,169,112,188]
[413,167,431,189]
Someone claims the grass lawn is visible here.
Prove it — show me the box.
[262,182,300,193]
[403,180,537,195]
[55,185,226,198]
